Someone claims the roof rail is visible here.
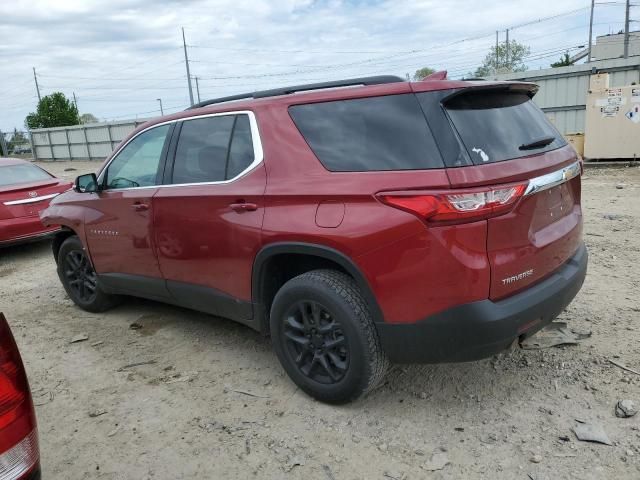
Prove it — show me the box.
[187,75,406,110]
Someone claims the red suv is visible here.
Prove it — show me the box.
[42,74,587,403]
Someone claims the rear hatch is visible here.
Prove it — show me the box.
[417,84,582,300]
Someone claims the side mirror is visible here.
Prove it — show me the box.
[74,173,99,193]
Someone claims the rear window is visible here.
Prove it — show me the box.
[0,164,52,187]
[441,90,566,165]
[289,94,443,172]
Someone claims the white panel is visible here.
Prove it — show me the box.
[85,126,110,143]
[544,109,586,135]
[109,123,137,142]
[49,131,68,145]
[89,143,114,158]
[52,145,70,159]
[67,129,86,144]
[35,146,51,159]
[611,70,640,88]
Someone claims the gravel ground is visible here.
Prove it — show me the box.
[1,161,639,479]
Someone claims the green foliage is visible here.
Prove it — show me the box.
[413,67,436,80]
[80,113,99,124]
[25,92,80,129]
[474,40,531,77]
[551,52,574,68]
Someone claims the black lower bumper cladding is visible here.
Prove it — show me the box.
[376,243,588,363]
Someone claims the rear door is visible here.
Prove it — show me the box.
[153,112,265,321]
[417,86,583,300]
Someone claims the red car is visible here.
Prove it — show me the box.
[0,313,40,479]
[0,158,71,247]
[42,74,587,403]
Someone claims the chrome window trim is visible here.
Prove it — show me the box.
[524,160,581,196]
[97,110,263,191]
[3,192,60,206]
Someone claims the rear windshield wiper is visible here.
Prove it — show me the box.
[519,135,556,151]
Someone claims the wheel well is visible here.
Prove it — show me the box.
[257,253,349,333]
[52,228,77,263]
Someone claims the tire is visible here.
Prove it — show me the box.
[270,269,388,404]
[56,236,120,313]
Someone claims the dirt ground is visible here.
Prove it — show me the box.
[1,160,639,479]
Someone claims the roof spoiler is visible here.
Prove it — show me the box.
[441,82,539,105]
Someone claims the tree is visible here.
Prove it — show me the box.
[25,92,80,129]
[551,52,574,68]
[413,67,436,80]
[80,113,99,124]
[474,40,530,77]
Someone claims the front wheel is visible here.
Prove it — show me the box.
[57,236,120,313]
[270,269,388,404]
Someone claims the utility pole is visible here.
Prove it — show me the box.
[195,76,201,103]
[495,30,499,73]
[624,0,630,59]
[72,92,78,111]
[157,98,164,115]
[588,0,595,62]
[32,67,41,102]
[505,29,510,67]
[182,27,195,107]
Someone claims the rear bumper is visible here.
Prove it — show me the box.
[0,217,59,247]
[376,243,588,363]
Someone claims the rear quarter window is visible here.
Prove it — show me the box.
[440,90,566,165]
[289,94,444,172]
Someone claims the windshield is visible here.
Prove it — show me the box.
[439,90,566,165]
[0,163,53,187]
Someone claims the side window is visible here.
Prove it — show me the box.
[289,94,444,171]
[105,125,170,189]
[172,116,235,184]
[226,115,255,179]
[171,114,256,184]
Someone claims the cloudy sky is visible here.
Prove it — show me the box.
[0,0,631,131]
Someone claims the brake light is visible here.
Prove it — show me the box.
[0,313,39,480]
[378,183,527,225]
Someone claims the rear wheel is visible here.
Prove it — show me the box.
[270,269,388,404]
[57,236,119,312]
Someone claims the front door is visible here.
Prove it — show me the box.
[84,123,172,298]
[153,113,265,322]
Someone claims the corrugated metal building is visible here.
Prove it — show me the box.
[30,119,148,161]
[485,57,640,135]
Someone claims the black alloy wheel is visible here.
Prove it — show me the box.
[63,250,97,303]
[270,269,388,403]
[282,300,349,384]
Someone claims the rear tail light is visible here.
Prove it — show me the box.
[378,183,527,225]
[0,313,39,480]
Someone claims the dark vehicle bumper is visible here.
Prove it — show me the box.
[376,243,588,363]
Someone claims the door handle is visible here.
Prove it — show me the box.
[229,202,258,213]
[132,202,149,212]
